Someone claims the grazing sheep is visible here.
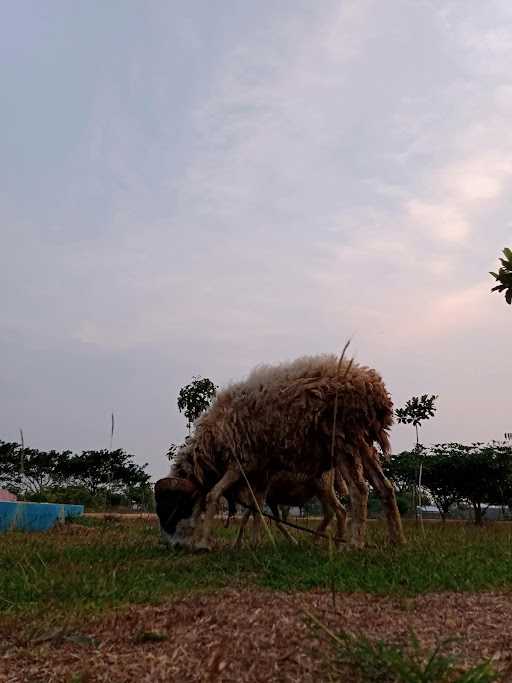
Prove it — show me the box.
[158,465,347,546]
[155,354,405,551]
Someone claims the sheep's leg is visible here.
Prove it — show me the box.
[335,468,349,497]
[314,470,334,540]
[315,471,347,548]
[321,493,348,548]
[363,447,406,546]
[339,451,368,549]
[223,502,231,529]
[333,500,348,548]
[233,508,251,549]
[196,468,241,551]
[314,495,334,541]
[224,496,237,528]
[333,470,349,547]
[270,504,298,545]
[250,493,266,546]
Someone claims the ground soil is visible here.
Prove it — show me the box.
[2,590,512,682]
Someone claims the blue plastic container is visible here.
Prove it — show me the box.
[0,501,84,532]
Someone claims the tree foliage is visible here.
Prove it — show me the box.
[490,246,512,305]
[0,444,71,494]
[394,394,438,516]
[64,449,150,496]
[386,442,512,523]
[177,376,217,432]
[166,443,178,462]
[0,441,150,506]
[395,394,438,431]
[387,445,464,521]
[417,445,463,520]
[166,438,191,463]
[443,442,512,525]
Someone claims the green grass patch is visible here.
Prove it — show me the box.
[1,519,512,620]
[326,631,499,682]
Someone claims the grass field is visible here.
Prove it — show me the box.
[2,517,512,681]
[2,517,512,617]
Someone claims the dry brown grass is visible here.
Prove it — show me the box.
[2,590,512,682]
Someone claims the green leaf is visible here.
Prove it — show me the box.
[503,247,512,261]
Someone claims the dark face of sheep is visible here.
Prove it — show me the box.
[154,477,200,548]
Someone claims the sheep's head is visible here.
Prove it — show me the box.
[154,477,201,549]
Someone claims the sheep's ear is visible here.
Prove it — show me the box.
[155,476,198,496]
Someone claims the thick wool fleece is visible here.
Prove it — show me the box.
[172,354,393,488]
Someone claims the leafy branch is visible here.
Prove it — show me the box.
[490,246,512,305]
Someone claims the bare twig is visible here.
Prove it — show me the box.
[239,502,346,543]
[19,428,25,477]
[300,604,344,643]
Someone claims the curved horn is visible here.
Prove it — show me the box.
[154,476,198,496]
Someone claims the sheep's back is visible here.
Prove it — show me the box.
[188,354,392,478]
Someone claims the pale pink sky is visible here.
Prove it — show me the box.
[1,1,511,478]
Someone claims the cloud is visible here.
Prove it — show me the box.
[403,148,512,247]
[440,155,512,203]
[406,200,470,243]
[4,1,512,470]
[402,281,492,339]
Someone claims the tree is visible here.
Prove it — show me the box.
[383,450,418,494]
[449,442,512,525]
[0,442,72,496]
[167,443,178,462]
[66,449,150,497]
[177,376,217,433]
[490,247,512,305]
[395,394,438,518]
[383,450,431,517]
[1,440,151,509]
[0,441,22,493]
[416,444,464,521]
[386,442,512,523]
[21,449,72,494]
[395,394,438,448]
[166,437,192,462]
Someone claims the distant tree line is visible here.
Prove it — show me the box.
[0,442,152,510]
[384,442,512,524]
